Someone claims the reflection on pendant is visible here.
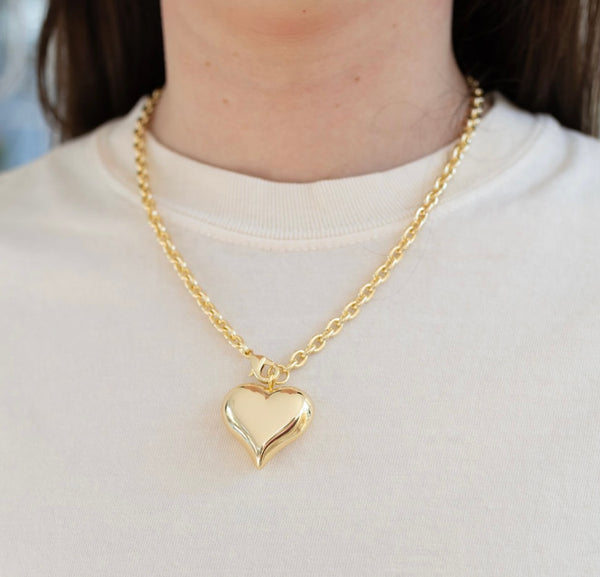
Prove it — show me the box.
[221,383,313,469]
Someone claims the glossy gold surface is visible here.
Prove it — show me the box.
[133,79,485,469]
[222,384,313,469]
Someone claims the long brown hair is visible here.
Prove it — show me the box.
[37,0,600,140]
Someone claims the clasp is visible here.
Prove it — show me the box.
[248,354,289,391]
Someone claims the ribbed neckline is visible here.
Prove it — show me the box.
[93,91,543,250]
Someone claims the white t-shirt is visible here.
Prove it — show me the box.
[1,92,599,576]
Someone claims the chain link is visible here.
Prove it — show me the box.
[133,77,485,384]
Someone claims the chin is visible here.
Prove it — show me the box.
[202,0,368,39]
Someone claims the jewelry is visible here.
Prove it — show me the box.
[133,77,486,469]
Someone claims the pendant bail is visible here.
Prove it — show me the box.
[248,354,289,390]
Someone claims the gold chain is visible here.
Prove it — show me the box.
[133,77,485,388]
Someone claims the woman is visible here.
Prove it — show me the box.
[1,1,599,575]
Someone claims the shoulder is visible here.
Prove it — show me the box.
[487,92,599,172]
[532,108,600,187]
[488,96,600,282]
[0,130,97,220]
[0,116,138,243]
[520,110,599,220]
[517,108,600,221]
[0,98,145,222]
[463,92,600,215]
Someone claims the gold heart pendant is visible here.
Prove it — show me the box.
[221,383,314,469]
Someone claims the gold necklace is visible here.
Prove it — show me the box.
[133,77,485,469]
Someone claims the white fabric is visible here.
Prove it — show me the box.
[1,92,599,576]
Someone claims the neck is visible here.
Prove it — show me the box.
[151,0,469,183]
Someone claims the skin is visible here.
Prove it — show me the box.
[151,0,470,183]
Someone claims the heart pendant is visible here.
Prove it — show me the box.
[221,383,314,469]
